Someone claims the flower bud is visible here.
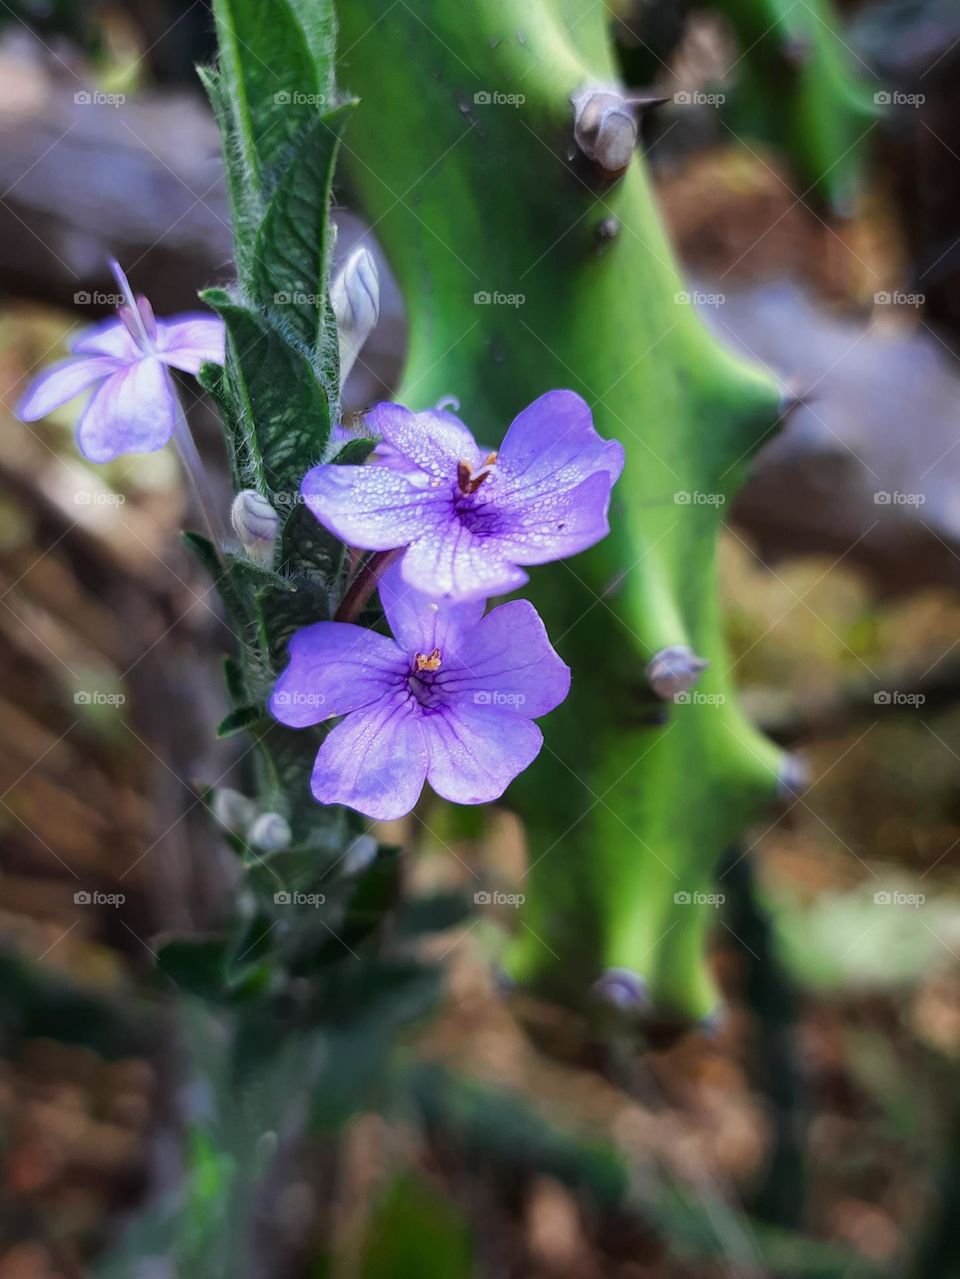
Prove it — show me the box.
[210,787,256,835]
[776,752,810,803]
[231,489,279,568]
[248,812,292,852]
[331,246,380,381]
[342,834,378,876]
[646,645,708,700]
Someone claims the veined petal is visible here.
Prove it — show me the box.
[157,315,226,373]
[401,520,529,601]
[70,318,141,360]
[16,356,120,421]
[379,562,484,655]
[301,462,451,551]
[76,357,177,462]
[496,389,624,505]
[269,622,406,727]
[486,470,616,566]
[439,599,570,717]
[364,402,483,480]
[423,700,542,805]
[311,690,428,821]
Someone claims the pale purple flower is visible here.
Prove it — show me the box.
[269,565,570,820]
[16,261,224,463]
[301,390,624,601]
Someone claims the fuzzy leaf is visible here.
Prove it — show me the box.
[255,104,354,353]
[217,706,263,738]
[204,292,332,500]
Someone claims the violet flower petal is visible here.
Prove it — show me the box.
[378,562,484,654]
[269,622,406,727]
[301,462,450,551]
[311,689,428,821]
[76,358,178,463]
[157,316,227,373]
[438,599,571,716]
[483,470,618,566]
[16,356,121,421]
[423,700,542,805]
[365,401,483,479]
[496,389,625,502]
[400,519,529,601]
[70,318,141,360]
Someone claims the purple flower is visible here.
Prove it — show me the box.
[301,390,624,601]
[16,261,224,463]
[269,565,570,820]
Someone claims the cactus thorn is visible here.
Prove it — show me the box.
[572,87,638,178]
[646,645,709,700]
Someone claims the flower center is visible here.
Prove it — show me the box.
[456,452,498,496]
[413,647,442,673]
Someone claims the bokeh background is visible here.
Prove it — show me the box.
[1,1,960,1275]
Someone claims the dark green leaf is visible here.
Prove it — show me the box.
[217,705,263,738]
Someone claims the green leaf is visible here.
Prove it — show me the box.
[204,293,332,500]
[212,0,320,198]
[361,1175,474,1279]
[254,104,353,352]
[197,64,259,275]
[155,935,230,1000]
[332,436,377,466]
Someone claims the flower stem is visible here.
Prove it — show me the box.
[335,548,403,623]
[172,391,227,549]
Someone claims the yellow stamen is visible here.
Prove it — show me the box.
[414,647,442,673]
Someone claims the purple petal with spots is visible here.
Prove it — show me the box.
[16,355,122,421]
[269,622,406,727]
[300,390,622,601]
[301,461,450,551]
[76,358,178,462]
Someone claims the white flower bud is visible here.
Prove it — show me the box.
[210,787,257,835]
[331,246,380,382]
[248,812,292,852]
[777,753,810,804]
[231,489,279,568]
[341,834,378,876]
[646,645,708,700]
